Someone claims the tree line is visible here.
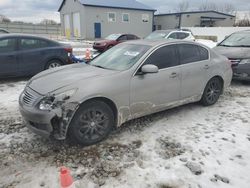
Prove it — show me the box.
[0,14,59,25]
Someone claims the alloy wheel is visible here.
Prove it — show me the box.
[77,108,109,141]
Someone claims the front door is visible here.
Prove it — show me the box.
[94,23,101,38]
[0,38,19,77]
[130,45,181,118]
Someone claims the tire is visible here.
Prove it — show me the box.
[45,60,63,70]
[201,77,223,106]
[68,100,115,146]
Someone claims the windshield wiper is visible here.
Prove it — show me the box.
[231,45,250,47]
[219,44,232,47]
[91,64,107,69]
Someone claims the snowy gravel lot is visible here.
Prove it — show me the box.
[0,79,250,188]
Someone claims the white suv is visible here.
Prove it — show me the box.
[146,30,195,41]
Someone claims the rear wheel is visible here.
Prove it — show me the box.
[45,60,63,70]
[201,77,223,106]
[68,100,114,146]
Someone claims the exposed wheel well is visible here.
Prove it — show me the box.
[212,76,224,91]
[45,58,64,69]
[80,97,118,126]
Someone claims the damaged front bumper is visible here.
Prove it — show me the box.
[19,90,79,140]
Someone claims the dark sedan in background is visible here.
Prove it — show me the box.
[0,34,73,78]
[93,33,139,52]
[214,30,250,82]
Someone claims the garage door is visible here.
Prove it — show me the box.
[73,12,81,38]
[64,14,70,39]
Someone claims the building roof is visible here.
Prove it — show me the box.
[58,0,156,12]
[155,10,235,18]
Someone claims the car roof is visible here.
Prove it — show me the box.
[125,39,201,47]
[0,33,54,41]
[153,29,190,33]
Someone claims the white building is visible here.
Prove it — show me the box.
[58,0,155,39]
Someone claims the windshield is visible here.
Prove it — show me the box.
[219,32,250,47]
[145,31,170,40]
[105,34,122,40]
[90,44,150,71]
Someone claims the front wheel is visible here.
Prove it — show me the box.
[68,100,115,146]
[201,77,223,106]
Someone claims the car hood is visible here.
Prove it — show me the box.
[28,64,116,95]
[214,46,250,59]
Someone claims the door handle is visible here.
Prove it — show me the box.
[170,72,178,78]
[7,55,15,58]
[204,65,210,69]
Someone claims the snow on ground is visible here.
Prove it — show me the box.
[0,78,250,188]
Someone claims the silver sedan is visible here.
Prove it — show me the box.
[19,40,232,145]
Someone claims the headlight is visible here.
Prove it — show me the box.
[39,98,54,111]
[38,89,77,111]
[240,59,250,64]
[54,89,77,101]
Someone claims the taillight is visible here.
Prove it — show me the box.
[64,48,73,54]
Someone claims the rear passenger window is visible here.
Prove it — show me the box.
[177,32,189,39]
[118,35,127,41]
[0,39,16,53]
[127,35,136,40]
[20,39,41,50]
[40,40,49,48]
[178,44,201,64]
[144,45,178,69]
[198,46,209,61]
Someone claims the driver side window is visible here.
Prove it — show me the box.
[144,45,179,69]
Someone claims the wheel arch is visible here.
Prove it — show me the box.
[210,75,224,91]
[44,57,65,70]
[78,97,118,126]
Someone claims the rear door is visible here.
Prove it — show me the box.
[130,45,181,118]
[177,44,210,99]
[17,37,47,75]
[0,37,18,77]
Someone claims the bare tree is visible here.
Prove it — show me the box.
[235,12,250,27]
[40,19,58,25]
[0,14,11,23]
[199,1,218,11]
[222,3,235,14]
[176,1,189,12]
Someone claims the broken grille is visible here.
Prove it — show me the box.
[22,88,39,107]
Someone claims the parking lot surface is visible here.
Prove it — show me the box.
[0,80,250,188]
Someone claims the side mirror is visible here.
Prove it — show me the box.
[141,64,159,74]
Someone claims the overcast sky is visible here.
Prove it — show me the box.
[0,0,249,23]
